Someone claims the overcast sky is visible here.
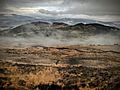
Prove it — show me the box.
[0,0,120,21]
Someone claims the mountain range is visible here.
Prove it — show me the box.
[0,21,119,38]
[0,14,120,31]
[0,15,120,46]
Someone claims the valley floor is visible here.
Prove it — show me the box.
[0,45,120,90]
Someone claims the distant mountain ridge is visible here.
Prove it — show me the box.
[0,14,38,30]
[0,21,119,38]
[0,21,120,46]
[0,14,120,31]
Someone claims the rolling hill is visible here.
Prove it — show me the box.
[0,21,119,47]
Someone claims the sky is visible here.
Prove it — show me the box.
[0,0,120,22]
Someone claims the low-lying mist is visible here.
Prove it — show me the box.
[0,34,119,48]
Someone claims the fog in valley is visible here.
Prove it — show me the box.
[0,33,119,48]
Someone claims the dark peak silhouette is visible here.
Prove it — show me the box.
[73,23,84,27]
[73,23,119,30]
[31,21,50,26]
[52,22,68,26]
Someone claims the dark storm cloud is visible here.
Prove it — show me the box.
[0,0,120,17]
[61,0,120,15]
[0,0,7,11]
[0,0,63,7]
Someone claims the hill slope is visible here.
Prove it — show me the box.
[0,21,120,46]
[0,21,119,37]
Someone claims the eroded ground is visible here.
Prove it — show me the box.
[0,45,120,90]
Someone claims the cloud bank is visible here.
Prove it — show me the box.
[0,0,120,21]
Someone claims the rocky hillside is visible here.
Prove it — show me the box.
[0,21,119,47]
[0,21,119,38]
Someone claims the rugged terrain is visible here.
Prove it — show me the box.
[0,45,120,90]
[0,21,120,37]
[0,21,120,90]
[0,21,120,47]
